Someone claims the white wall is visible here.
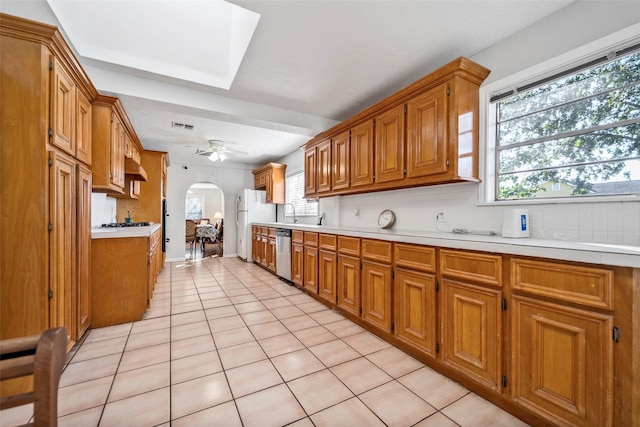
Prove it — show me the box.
[187,186,223,221]
[164,153,254,261]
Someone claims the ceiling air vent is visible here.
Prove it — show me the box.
[171,121,195,130]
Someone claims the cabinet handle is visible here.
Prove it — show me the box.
[612,326,621,343]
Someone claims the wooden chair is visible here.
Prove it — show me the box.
[0,327,67,427]
[185,219,197,257]
[216,219,224,255]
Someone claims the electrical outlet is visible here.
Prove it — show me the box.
[436,211,446,222]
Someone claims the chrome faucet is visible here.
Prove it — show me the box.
[283,203,298,223]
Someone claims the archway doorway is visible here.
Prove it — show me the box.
[185,182,224,259]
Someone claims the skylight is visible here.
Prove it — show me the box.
[46,0,260,90]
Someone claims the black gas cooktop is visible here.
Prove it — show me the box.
[101,222,151,228]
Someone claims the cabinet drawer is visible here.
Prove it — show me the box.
[319,234,337,251]
[511,258,613,309]
[394,243,436,273]
[292,230,304,244]
[252,225,260,235]
[337,236,360,256]
[303,232,318,247]
[261,226,269,235]
[268,227,277,238]
[362,239,393,264]
[440,249,502,287]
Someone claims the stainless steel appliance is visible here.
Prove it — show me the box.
[275,228,291,281]
[236,189,276,261]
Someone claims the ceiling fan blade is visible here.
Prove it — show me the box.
[222,147,248,155]
[194,148,214,156]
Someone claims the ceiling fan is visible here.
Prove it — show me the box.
[192,140,248,162]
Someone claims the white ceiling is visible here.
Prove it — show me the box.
[19,1,576,166]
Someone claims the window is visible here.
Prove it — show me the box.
[486,43,640,202]
[285,172,318,217]
[185,195,204,219]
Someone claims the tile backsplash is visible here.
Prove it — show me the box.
[319,182,640,245]
[91,193,117,227]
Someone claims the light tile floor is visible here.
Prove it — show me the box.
[1,257,530,427]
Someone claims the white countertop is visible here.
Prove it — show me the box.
[91,223,161,239]
[253,222,640,268]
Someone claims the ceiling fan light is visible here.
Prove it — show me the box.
[208,152,219,162]
[218,152,228,162]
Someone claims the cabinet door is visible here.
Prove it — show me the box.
[260,236,268,266]
[331,131,350,191]
[131,180,141,198]
[350,120,375,188]
[303,246,318,294]
[374,104,405,184]
[511,296,613,427]
[76,164,91,340]
[50,58,75,156]
[75,90,92,165]
[440,279,501,391]
[304,148,317,197]
[267,237,277,272]
[394,269,437,357]
[361,260,392,333]
[49,151,76,347]
[406,84,448,178]
[265,171,273,203]
[292,243,304,287]
[251,229,259,262]
[316,139,332,193]
[110,114,125,188]
[337,254,360,317]
[318,250,337,305]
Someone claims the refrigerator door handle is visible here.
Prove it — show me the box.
[236,195,241,226]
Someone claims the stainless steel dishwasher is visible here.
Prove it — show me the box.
[275,228,292,281]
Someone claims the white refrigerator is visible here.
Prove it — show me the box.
[236,189,276,261]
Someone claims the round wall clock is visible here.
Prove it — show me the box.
[377,209,396,229]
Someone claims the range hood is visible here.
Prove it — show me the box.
[124,157,148,182]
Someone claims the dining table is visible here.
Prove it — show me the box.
[195,224,217,253]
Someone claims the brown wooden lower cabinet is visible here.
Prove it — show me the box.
[252,230,637,427]
[361,260,392,333]
[91,237,148,327]
[303,246,318,294]
[318,249,337,304]
[440,278,502,392]
[291,242,304,287]
[267,235,277,273]
[251,226,260,263]
[303,232,319,294]
[91,230,162,328]
[337,254,360,316]
[394,268,437,358]
[511,295,613,426]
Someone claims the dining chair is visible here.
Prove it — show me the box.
[185,219,197,257]
[0,327,67,427]
[216,219,224,255]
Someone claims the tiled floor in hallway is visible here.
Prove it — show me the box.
[1,257,529,427]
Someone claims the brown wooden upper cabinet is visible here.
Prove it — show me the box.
[374,104,406,185]
[252,162,286,204]
[304,139,331,197]
[303,57,490,198]
[350,120,375,189]
[331,130,350,191]
[92,95,140,194]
